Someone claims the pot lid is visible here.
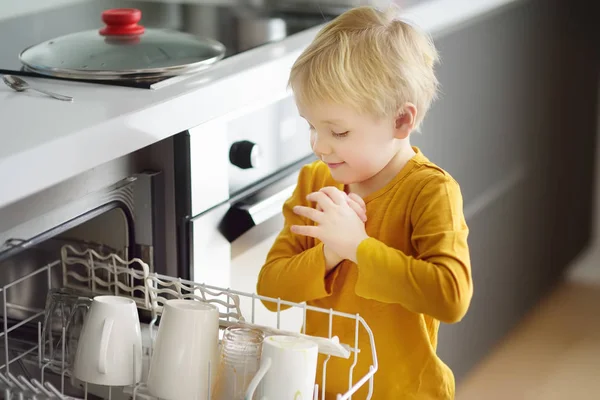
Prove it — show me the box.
[19,8,226,80]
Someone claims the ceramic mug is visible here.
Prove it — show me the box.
[244,335,318,400]
[147,299,220,400]
[73,295,142,386]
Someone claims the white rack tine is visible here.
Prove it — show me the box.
[149,315,158,352]
[226,290,230,322]
[367,371,375,399]
[302,303,307,335]
[321,308,334,400]
[348,315,360,395]
[17,375,38,393]
[30,379,53,397]
[276,298,281,329]
[60,326,66,394]
[3,288,9,374]
[37,322,42,368]
[112,257,119,297]
[88,251,96,294]
[7,373,27,391]
[0,372,13,386]
[40,363,49,385]
[321,354,331,400]
[44,381,68,399]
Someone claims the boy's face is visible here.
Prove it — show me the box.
[297,100,403,185]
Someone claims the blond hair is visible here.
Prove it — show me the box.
[289,6,440,129]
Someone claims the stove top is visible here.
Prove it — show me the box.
[0,0,335,89]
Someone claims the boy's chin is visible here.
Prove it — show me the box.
[328,170,360,185]
[330,168,380,187]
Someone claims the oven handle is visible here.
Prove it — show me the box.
[218,176,298,243]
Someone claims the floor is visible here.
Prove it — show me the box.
[456,274,600,400]
[456,107,600,399]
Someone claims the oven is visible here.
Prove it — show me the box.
[174,93,316,332]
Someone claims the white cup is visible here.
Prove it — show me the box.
[245,335,318,400]
[147,299,220,400]
[73,295,142,386]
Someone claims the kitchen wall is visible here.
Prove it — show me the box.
[0,0,241,21]
[0,0,91,21]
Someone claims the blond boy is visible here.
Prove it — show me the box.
[257,6,473,399]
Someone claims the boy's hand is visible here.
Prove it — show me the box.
[291,187,368,263]
[317,188,367,273]
[316,189,367,223]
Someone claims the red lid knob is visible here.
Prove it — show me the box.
[99,8,145,36]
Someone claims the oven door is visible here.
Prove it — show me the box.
[189,157,314,331]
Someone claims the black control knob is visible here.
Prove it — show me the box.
[229,140,261,169]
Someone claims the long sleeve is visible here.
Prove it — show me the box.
[256,165,340,311]
[355,174,473,323]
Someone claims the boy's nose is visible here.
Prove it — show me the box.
[311,133,332,156]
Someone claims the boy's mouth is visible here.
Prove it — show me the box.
[326,162,345,169]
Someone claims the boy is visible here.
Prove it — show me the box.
[256,5,472,399]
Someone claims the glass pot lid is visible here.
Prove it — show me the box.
[19,8,226,81]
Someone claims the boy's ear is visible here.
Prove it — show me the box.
[394,103,417,139]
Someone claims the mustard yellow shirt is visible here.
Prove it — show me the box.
[257,148,473,399]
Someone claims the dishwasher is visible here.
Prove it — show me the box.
[0,173,378,400]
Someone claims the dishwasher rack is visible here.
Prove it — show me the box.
[0,370,74,399]
[0,244,378,400]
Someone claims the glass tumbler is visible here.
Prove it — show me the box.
[211,325,265,400]
[41,288,91,370]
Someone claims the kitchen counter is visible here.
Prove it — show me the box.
[0,0,521,209]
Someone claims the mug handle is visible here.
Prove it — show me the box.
[244,357,272,400]
[98,318,114,374]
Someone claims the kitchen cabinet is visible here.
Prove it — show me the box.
[411,0,599,381]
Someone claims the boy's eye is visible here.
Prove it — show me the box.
[332,131,349,138]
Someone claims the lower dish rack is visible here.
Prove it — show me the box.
[0,245,378,400]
